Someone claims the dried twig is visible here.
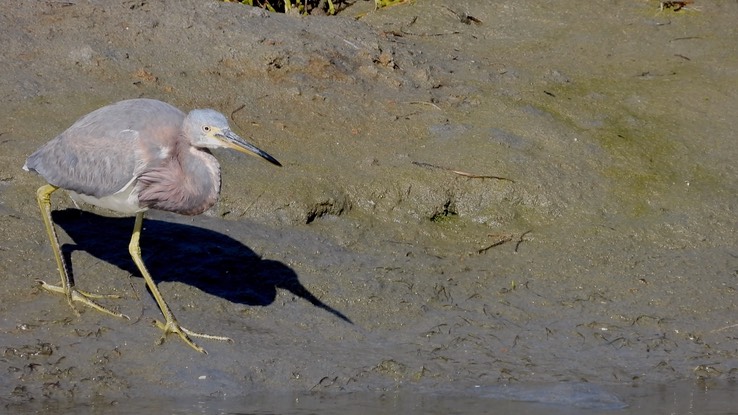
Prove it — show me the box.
[442,6,482,25]
[230,104,246,121]
[712,323,738,333]
[406,101,442,111]
[514,230,532,252]
[412,161,514,182]
[477,234,513,254]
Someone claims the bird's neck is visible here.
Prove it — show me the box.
[178,146,222,214]
[136,142,222,216]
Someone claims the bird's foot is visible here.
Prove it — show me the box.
[37,280,130,320]
[153,318,233,354]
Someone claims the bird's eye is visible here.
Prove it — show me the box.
[203,126,211,132]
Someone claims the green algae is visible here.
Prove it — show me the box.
[530,75,704,218]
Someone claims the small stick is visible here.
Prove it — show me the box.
[406,101,442,111]
[230,104,246,121]
[712,323,738,333]
[412,161,514,182]
[477,234,513,254]
[514,230,532,252]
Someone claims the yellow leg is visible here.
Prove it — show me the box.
[128,212,232,354]
[35,184,129,319]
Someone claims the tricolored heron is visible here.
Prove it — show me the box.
[23,98,281,353]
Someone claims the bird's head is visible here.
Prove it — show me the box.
[184,109,281,166]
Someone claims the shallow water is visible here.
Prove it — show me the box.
[9,382,738,414]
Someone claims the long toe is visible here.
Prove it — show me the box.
[153,318,232,354]
[37,280,129,319]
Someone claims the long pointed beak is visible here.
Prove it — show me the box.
[219,130,281,167]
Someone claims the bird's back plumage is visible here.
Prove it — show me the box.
[24,99,185,201]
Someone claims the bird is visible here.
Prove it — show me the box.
[23,98,281,353]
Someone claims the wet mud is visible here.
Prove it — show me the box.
[1,0,737,410]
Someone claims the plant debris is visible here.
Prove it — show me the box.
[412,161,514,182]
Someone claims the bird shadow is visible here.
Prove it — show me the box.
[51,208,351,324]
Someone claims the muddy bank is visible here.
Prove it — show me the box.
[1,0,737,407]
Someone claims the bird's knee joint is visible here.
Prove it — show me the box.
[128,243,140,256]
[36,184,58,204]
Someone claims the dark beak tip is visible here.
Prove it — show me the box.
[265,154,282,167]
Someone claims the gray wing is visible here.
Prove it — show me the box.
[24,99,185,198]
